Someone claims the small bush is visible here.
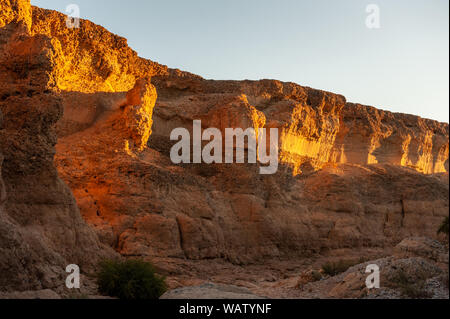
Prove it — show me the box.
[437,216,449,236]
[312,270,323,281]
[321,259,357,277]
[389,270,431,299]
[97,259,167,299]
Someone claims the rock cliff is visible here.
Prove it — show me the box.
[55,65,448,264]
[0,0,448,295]
[0,0,117,293]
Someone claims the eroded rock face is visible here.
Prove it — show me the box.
[0,0,117,293]
[327,256,445,299]
[152,70,449,175]
[336,103,449,174]
[38,10,447,265]
[1,0,449,295]
[321,237,449,299]
[55,68,449,264]
[395,237,449,263]
[30,6,167,93]
[161,283,265,299]
[0,0,31,32]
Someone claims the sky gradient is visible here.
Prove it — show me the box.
[31,0,449,123]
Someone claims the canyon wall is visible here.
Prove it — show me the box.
[54,63,449,264]
[1,0,449,294]
[151,71,449,175]
[0,0,117,293]
[336,103,449,174]
[30,6,167,93]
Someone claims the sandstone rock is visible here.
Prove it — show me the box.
[0,0,31,32]
[123,78,158,151]
[54,66,448,265]
[335,103,449,174]
[1,0,449,299]
[0,289,61,299]
[5,0,443,268]
[0,0,118,293]
[395,237,448,263]
[296,269,323,288]
[55,61,449,266]
[327,256,444,299]
[161,283,266,299]
[30,6,167,93]
[152,71,448,175]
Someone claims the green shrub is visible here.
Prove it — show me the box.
[321,259,357,277]
[97,259,167,299]
[389,270,431,299]
[437,216,449,236]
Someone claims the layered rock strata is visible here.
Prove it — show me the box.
[0,0,117,293]
[0,1,448,295]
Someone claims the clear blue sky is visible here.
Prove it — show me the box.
[31,0,449,123]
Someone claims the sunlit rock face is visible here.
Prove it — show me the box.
[1,0,449,290]
[0,0,117,293]
[54,58,448,265]
[270,88,346,175]
[334,103,449,175]
[30,6,167,93]
[152,71,449,176]
[0,0,31,32]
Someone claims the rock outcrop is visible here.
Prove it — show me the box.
[55,69,449,265]
[30,6,167,93]
[161,283,265,299]
[312,237,449,299]
[336,103,449,175]
[1,0,448,297]
[54,66,448,264]
[0,0,117,293]
[152,70,449,175]
[9,1,445,265]
[0,289,61,299]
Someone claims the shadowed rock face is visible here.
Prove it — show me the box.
[0,0,117,293]
[0,0,449,293]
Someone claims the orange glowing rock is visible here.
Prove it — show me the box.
[1,0,448,295]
